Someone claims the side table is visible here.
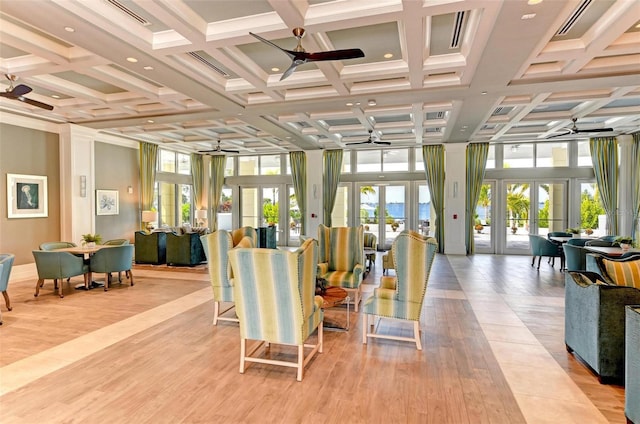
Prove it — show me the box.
[321,286,350,331]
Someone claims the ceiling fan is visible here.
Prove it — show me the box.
[198,139,239,154]
[249,27,365,81]
[346,130,391,146]
[547,117,613,138]
[1,74,54,110]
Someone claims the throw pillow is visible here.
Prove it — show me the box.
[602,259,640,289]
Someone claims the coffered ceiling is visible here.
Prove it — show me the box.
[1,0,639,155]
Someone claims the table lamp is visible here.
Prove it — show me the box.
[142,210,158,231]
[195,209,207,227]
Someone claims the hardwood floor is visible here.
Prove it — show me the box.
[0,254,626,423]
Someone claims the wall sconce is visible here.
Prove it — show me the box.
[142,210,158,232]
[453,181,459,198]
[195,209,208,227]
[80,175,87,197]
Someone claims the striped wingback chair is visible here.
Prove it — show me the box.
[317,224,365,311]
[228,238,323,381]
[201,228,257,325]
[363,232,377,270]
[362,230,438,350]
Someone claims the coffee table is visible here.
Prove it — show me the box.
[321,286,350,331]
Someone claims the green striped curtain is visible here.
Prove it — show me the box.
[465,143,489,254]
[422,145,445,253]
[632,132,640,244]
[210,155,226,231]
[290,151,307,235]
[323,150,343,227]
[190,153,204,212]
[139,142,158,229]
[590,137,618,235]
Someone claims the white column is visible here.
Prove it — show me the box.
[59,124,98,244]
[618,134,634,236]
[305,150,323,235]
[444,143,467,255]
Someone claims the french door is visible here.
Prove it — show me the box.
[357,183,408,250]
[240,184,300,246]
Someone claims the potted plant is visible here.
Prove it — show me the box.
[475,223,484,234]
[81,233,102,247]
[511,225,518,234]
[615,236,633,251]
[390,221,399,232]
[584,228,594,236]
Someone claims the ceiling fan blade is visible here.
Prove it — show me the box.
[280,62,299,81]
[221,149,240,153]
[374,141,391,145]
[198,150,216,153]
[306,48,365,62]
[11,84,32,96]
[575,128,614,133]
[346,141,371,146]
[249,32,295,60]
[19,97,54,110]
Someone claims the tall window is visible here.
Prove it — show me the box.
[156,149,193,228]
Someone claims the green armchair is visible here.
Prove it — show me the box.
[0,253,15,324]
[89,245,134,291]
[529,234,564,270]
[362,231,437,350]
[166,232,206,266]
[228,238,323,381]
[32,250,90,298]
[317,224,364,311]
[565,256,640,383]
[134,231,166,264]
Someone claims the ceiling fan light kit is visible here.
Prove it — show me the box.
[547,117,613,139]
[250,28,364,81]
[346,130,391,146]
[198,139,239,154]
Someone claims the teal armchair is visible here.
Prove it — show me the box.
[0,253,15,324]
[134,231,166,264]
[33,250,90,298]
[228,238,323,381]
[563,243,586,271]
[166,232,206,266]
[317,224,364,311]
[39,241,77,250]
[362,231,437,350]
[89,245,134,291]
[529,234,564,270]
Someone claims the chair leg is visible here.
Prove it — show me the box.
[213,301,220,325]
[414,321,422,351]
[34,279,44,297]
[296,344,304,381]
[537,256,542,269]
[2,291,11,311]
[239,338,246,374]
[104,273,109,291]
[318,322,323,353]
[362,314,368,344]
[128,270,134,286]
[531,256,536,267]
[58,279,64,298]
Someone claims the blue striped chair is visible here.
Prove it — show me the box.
[228,238,323,381]
[317,225,364,311]
[362,230,438,350]
[201,227,257,325]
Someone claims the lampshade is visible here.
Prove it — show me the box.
[142,210,158,222]
[195,209,207,219]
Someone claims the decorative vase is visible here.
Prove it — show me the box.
[572,233,581,238]
[86,242,96,248]
[621,243,630,251]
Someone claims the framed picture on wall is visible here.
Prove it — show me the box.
[96,189,119,215]
[6,173,48,218]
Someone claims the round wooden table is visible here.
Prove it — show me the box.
[320,286,348,309]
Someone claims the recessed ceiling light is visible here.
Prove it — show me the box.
[51,94,60,99]
[126,57,138,63]
[64,26,75,33]
[346,102,354,107]
[143,66,154,71]
[527,0,543,4]
[147,119,154,124]
[271,67,280,72]
[521,13,536,20]
[481,91,488,95]
[355,102,361,106]
[368,100,377,106]
[286,136,292,139]
[383,53,393,59]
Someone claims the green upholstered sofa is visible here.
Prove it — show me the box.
[565,255,640,383]
[166,232,207,266]
[134,231,167,265]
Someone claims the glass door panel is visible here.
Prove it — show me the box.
[288,186,301,245]
[417,184,432,237]
[505,182,531,252]
[217,187,233,230]
[384,185,406,248]
[359,183,407,250]
[240,187,258,228]
[474,182,494,253]
[179,184,191,226]
[536,182,566,236]
[331,185,350,227]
